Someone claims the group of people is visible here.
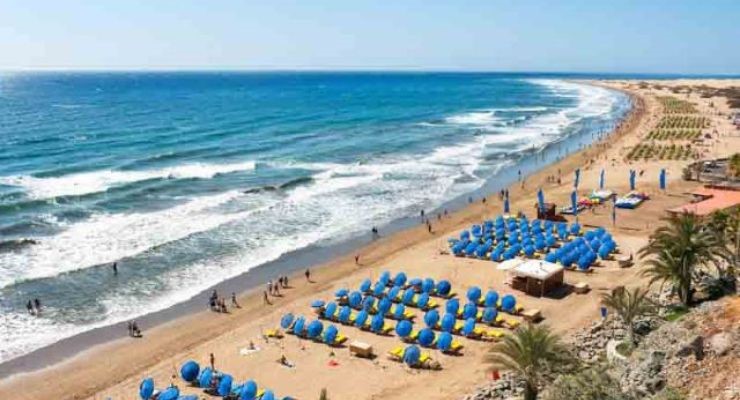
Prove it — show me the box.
[264,274,294,305]
[25,298,42,316]
[209,290,240,313]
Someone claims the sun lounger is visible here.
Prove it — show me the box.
[483,329,505,340]
[387,347,432,365]
[263,329,284,339]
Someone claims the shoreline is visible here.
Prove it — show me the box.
[0,82,632,380]
[0,82,634,381]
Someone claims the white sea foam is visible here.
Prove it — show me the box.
[0,160,256,199]
[445,110,501,125]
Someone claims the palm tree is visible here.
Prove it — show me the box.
[485,324,574,400]
[639,212,731,306]
[601,286,654,345]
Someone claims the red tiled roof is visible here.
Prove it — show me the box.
[669,187,740,216]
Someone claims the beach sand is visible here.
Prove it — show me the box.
[1,79,738,400]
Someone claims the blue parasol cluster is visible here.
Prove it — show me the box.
[449,214,617,269]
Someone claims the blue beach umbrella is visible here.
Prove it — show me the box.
[180,360,199,382]
[323,324,338,344]
[359,279,372,293]
[445,298,460,315]
[437,332,453,352]
[504,192,510,214]
[378,297,392,315]
[462,318,476,336]
[659,168,666,190]
[463,302,477,320]
[402,288,416,305]
[436,280,452,296]
[362,296,376,311]
[421,278,435,293]
[466,286,482,303]
[218,375,233,397]
[441,313,456,332]
[280,313,295,329]
[484,291,499,307]
[409,278,423,288]
[394,272,407,287]
[629,169,636,190]
[388,285,401,301]
[393,303,406,320]
[335,288,349,298]
[403,345,421,366]
[158,387,180,400]
[574,168,581,188]
[501,295,517,313]
[307,320,323,338]
[311,299,325,308]
[240,380,258,400]
[139,378,154,400]
[424,309,440,328]
[293,316,306,335]
[373,282,386,298]
[537,188,545,212]
[599,169,605,190]
[482,307,498,324]
[371,313,385,333]
[418,328,435,347]
[197,368,212,389]
[338,306,352,323]
[416,292,430,309]
[348,291,362,308]
[354,310,368,328]
[395,319,413,338]
[261,390,275,400]
[379,271,391,285]
[324,302,337,319]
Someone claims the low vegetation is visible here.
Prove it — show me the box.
[626,143,696,161]
[645,129,702,141]
[655,116,709,129]
[656,96,697,114]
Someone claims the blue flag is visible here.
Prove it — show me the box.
[570,190,578,218]
[504,192,510,214]
[537,188,545,212]
[574,168,581,189]
[599,169,605,190]
[659,169,666,190]
[629,169,636,191]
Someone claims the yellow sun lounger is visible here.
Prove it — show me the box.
[484,329,505,340]
[387,346,431,364]
[503,318,521,329]
[264,328,284,339]
[327,333,348,346]
[496,299,525,314]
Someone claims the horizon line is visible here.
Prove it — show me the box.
[2,67,739,78]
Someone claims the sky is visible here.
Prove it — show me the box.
[0,0,738,74]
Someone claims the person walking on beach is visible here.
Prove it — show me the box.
[420,209,425,221]
[263,291,270,305]
[354,254,360,265]
[427,222,432,234]
[112,262,118,276]
[209,353,215,371]
[284,275,289,288]
[26,300,34,315]
[267,280,273,296]
[305,268,311,282]
[33,298,41,315]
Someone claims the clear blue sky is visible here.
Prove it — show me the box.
[1,0,738,74]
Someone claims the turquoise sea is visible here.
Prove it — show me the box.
[0,72,630,363]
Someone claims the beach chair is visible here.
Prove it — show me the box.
[326,332,348,346]
[483,329,505,340]
[263,328,284,339]
[442,339,464,354]
[387,347,432,366]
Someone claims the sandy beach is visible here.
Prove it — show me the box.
[1,78,738,400]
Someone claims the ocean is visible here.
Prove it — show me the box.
[0,72,630,364]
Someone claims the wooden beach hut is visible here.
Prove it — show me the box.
[507,260,564,297]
